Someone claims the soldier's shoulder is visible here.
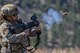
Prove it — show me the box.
[0,22,8,28]
[1,22,8,26]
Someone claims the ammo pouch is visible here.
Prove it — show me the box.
[10,43,22,52]
[10,38,30,52]
[10,36,30,52]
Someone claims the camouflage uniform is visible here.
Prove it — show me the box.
[0,19,30,53]
[0,4,30,53]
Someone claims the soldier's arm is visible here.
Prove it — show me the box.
[0,23,29,42]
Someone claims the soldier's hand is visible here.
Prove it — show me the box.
[23,29,30,36]
[30,26,41,36]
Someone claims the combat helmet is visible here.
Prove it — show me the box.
[1,4,18,16]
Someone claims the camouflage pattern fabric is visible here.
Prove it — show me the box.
[0,20,29,53]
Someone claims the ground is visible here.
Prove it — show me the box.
[27,48,80,53]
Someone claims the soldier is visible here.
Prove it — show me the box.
[0,4,41,53]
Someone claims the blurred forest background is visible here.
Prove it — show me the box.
[0,0,80,53]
